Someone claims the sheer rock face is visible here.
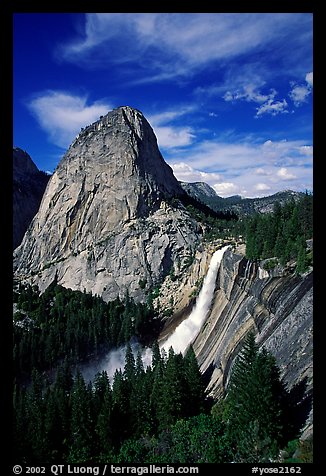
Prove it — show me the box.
[13,106,200,301]
[193,248,313,437]
[13,147,50,250]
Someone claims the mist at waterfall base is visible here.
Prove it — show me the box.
[80,246,229,383]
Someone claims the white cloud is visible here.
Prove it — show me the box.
[289,84,311,106]
[168,138,312,173]
[255,183,272,191]
[154,126,195,148]
[57,13,311,81]
[223,82,288,118]
[217,65,290,118]
[255,168,272,176]
[255,99,289,117]
[28,90,111,148]
[213,182,239,196]
[166,137,312,197]
[277,167,297,180]
[202,64,273,105]
[218,66,313,119]
[288,72,313,106]
[223,84,276,104]
[299,145,313,156]
[147,106,196,149]
[305,72,313,86]
[147,106,195,126]
[170,162,221,183]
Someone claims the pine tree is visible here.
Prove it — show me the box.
[183,346,206,416]
[130,350,151,437]
[53,360,72,443]
[151,341,162,370]
[124,342,136,382]
[225,332,286,462]
[68,371,93,462]
[150,357,165,433]
[111,369,131,444]
[245,217,258,259]
[157,348,185,430]
[43,387,63,460]
[25,369,47,461]
[55,358,74,393]
[95,382,113,456]
[296,242,308,274]
[93,371,110,416]
[274,232,286,262]
[13,384,30,461]
[298,191,313,239]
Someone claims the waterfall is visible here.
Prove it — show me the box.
[159,245,230,356]
[243,259,252,280]
[80,245,229,381]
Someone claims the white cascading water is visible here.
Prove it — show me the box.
[81,245,229,381]
[158,245,229,356]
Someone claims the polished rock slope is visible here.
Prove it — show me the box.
[193,247,313,437]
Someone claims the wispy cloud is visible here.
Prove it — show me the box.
[255,98,289,117]
[289,71,313,106]
[223,82,289,118]
[220,66,276,105]
[167,138,312,197]
[153,126,195,148]
[277,167,297,180]
[27,90,112,148]
[305,72,313,87]
[223,86,276,104]
[254,183,272,192]
[213,182,240,196]
[218,67,290,118]
[169,162,222,183]
[197,64,313,118]
[147,106,196,149]
[57,13,312,82]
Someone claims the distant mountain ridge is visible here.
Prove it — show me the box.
[180,181,305,215]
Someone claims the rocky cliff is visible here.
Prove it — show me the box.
[13,147,50,249]
[13,106,201,302]
[13,105,313,441]
[192,246,313,438]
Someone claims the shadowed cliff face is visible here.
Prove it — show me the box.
[13,107,200,302]
[193,248,313,436]
[13,147,50,250]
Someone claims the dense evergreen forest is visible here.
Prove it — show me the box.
[13,331,312,463]
[244,193,313,272]
[13,282,160,378]
[188,191,313,270]
[13,285,311,464]
[12,192,313,464]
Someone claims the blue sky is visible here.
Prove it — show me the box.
[13,13,313,197]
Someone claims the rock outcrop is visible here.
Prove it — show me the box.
[13,106,200,302]
[13,147,50,249]
[180,181,218,202]
[13,105,313,441]
[192,247,313,437]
